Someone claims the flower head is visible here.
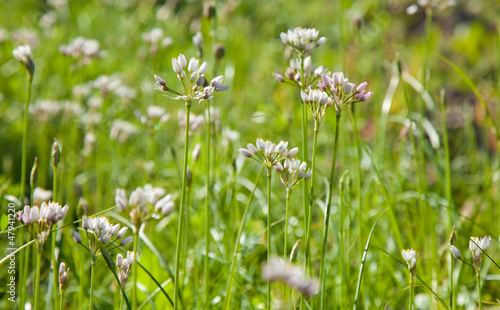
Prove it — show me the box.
[239,139,297,170]
[300,89,334,123]
[277,158,311,191]
[262,257,319,297]
[12,44,35,76]
[469,236,491,268]
[275,56,326,89]
[401,248,417,275]
[116,251,135,286]
[59,262,70,292]
[280,27,326,55]
[319,73,373,113]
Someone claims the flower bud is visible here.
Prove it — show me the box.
[120,236,133,246]
[290,239,301,263]
[51,140,60,168]
[117,227,128,239]
[73,231,82,243]
[287,147,299,158]
[30,157,38,190]
[274,162,284,172]
[172,58,182,75]
[115,189,128,211]
[450,245,461,259]
[116,254,124,267]
[247,143,258,154]
[239,148,252,158]
[214,44,225,60]
[273,73,285,83]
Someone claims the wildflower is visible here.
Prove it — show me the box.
[114,185,175,230]
[154,53,228,103]
[277,158,311,191]
[12,44,35,77]
[319,73,373,113]
[469,236,491,268]
[450,245,461,260]
[275,56,326,89]
[116,251,134,286]
[33,187,53,206]
[401,248,417,275]
[280,27,326,55]
[262,257,319,297]
[16,201,69,248]
[300,89,334,124]
[239,138,297,169]
[59,37,104,64]
[59,262,70,291]
[142,28,172,55]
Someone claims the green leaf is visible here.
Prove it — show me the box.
[98,244,132,310]
[0,215,8,231]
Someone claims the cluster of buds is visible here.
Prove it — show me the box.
[116,251,135,286]
[16,202,69,247]
[12,44,35,77]
[239,138,299,170]
[73,216,132,257]
[469,236,491,269]
[274,158,311,191]
[154,53,228,103]
[59,37,104,65]
[300,89,334,123]
[274,56,326,89]
[115,185,175,230]
[318,72,373,113]
[401,248,418,276]
[280,27,327,55]
[59,262,70,293]
[262,257,319,297]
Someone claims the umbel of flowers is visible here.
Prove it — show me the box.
[239,138,298,169]
[116,251,135,286]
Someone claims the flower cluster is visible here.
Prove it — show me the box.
[142,28,173,55]
[115,184,175,229]
[401,248,417,276]
[274,56,326,89]
[154,53,228,103]
[469,236,491,268]
[16,201,69,247]
[12,44,35,76]
[300,89,334,123]
[318,72,373,113]
[116,251,135,286]
[262,257,319,297]
[280,27,326,55]
[59,37,104,61]
[274,158,311,191]
[239,138,298,169]
[59,262,70,292]
[73,215,132,257]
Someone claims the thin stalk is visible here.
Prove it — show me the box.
[450,254,455,310]
[59,292,65,310]
[350,105,363,258]
[224,166,264,310]
[476,270,482,310]
[90,256,96,310]
[305,122,320,275]
[319,113,341,309]
[266,168,272,310]
[35,248,42,310]
[120,293,123,310]
[133,229,139,309]
[299,53,309,252]
[52,165,59,310]
[174,103,192,310]
[409,274,414,310]
[284,191,291,261]
[79,248,85,307]
[204,101,211,306]
[421,7,433,97]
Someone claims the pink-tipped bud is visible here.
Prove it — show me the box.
[287,147,299,158]
[239,148,252,158]
[356,82,367,93]
[273,73,285,83]
[316,37,327,47]
[274,162,284,172]
[73,231,82,243]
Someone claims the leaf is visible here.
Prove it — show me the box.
[0,215,8,231]
[98,243,132,310]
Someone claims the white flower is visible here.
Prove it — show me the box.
[12,44,32,63]
[450,245,461,259]
[262,257,319,297]
[401,248,417,271]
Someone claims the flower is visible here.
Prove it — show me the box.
[239,139,297,169]
[116,251,134,286]
[277,158,311,191]
[262,257,319,297]
[449,245,461,260]
[406,0,456,15]
[12,44,35,76]
[16,202,69,247]
[33,187,53,206]
[469,236,491,268]
[319,73,373,113]
[274,56,326,89]
[300,89,334,123]
[59,262,70,291]
[280,27,326,54]
[401,248,417,275]
[59,37,104,63]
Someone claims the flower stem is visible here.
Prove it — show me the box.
[350,105,363,257]
[284,191,291,261]
[319,113,341,309]
[224,166,263,310]
[133,229,139,309]
[476,269,482,310]
[34,247,42,310]
[305,122,320,275]
[59,291,65,310]
[266,168,272,310]
[299,53,309,271]
[204,101,211,307]
[174,103,192,310]
[90,256,96,310]
[20,75,32,204]
[409,274,413,310]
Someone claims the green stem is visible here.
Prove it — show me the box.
[204,101,211,306]
[319,113,341,309]
[20,75,32,203]
[450,253,455,310]
[305,123,319,276]
[422,7,433,95]
[90,256,96,310]
[224,166,263,310]
[133,230,139,309]
[174,103,191,310]
[476,270,482,310]
[34,248,42,310]
[266,169,272,310]
[299,53,309,262]
[284,191,291,261]
[409,274,413,310]
[120,293,123,310]
[350,105,363,258]
[59,291,65,310]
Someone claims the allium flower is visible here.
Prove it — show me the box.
[12,44,35,76]
[469,236,491,268]
[59,262,70,291]
[262,257,319,297]
[300,89,334,123]
[59,37,104,61]
[450,245,461,260]
[276,158,311,191]
[115,185,175,230]
[239,138,297,169]
[116,251,134,286]
[401,248,417,275]
[280,27,326,55]
[74,215,131,257]
[154,53,228,103]
[319,73,373,113]
[274,56,326,89]
[16,201,69,247]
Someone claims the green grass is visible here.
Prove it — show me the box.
[0,0,499,309]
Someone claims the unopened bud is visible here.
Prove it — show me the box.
[120,236,133,246]
[51,140,60,168]
[273,73,285,83]
[30,157,38,189]
[449,225,456,246]
[290,239,301,263]
[450,245,461,260]
[73,231,82,243]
